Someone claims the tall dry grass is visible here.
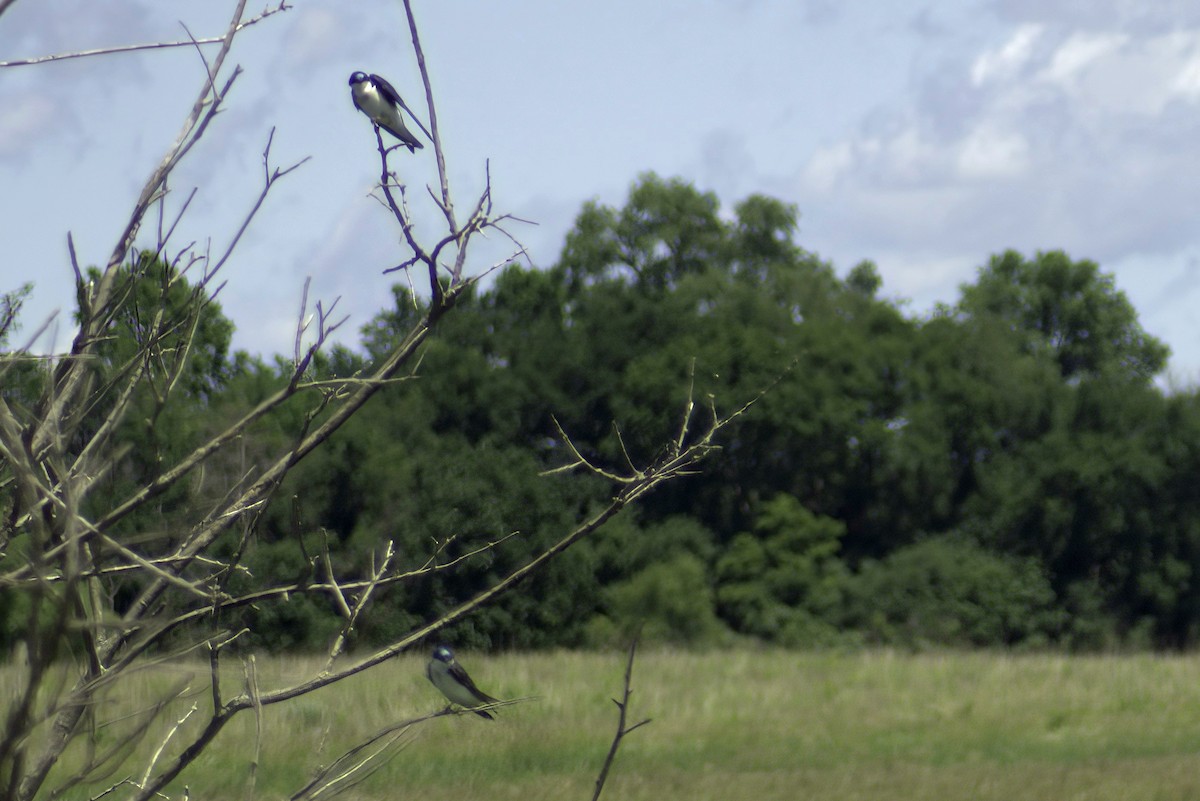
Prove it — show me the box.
[5,649,1200,800]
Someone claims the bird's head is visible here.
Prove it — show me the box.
[432,646,455,663]
[348,71,369,86]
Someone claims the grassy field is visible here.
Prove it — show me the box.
[12,648,1200,800]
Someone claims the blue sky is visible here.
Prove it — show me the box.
[3,0,1199,385]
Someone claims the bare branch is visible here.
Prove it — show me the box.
[401,0,455,233]
[288,712,439,801]
[324,541,395,671]
[0,2,291,68]
[374,136,443,306]
[28,0,249,464]
[211,127,310,281]
[128,437,717,799]
[217,405,728,710]
[244,656,264,797]
[108,532,518,653]
[8,5,261,797]
[676,358,698,455]
[291,285,348,387]
[592,637,652,801]
[540,415,631,482]
[0,0,21,23]
[140,703,198,792]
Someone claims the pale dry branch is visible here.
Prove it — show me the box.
[374,135,443,305]
[610,423,642,479]
[100,531,519,671]
[3,5,270,798]
[243,656,263,797]
[95,532,217,604]
[82,360,362,538]
[375,0,534,303]
[540,416,629,482]
[0,306,59,363]
[0,541,248,589]
[0,2,290,68]
[140,703,198,792]
[676,358,699,455]
[129,420,722,796]
[200,398,730,710]
[324,541,395,671]
[87,777,140,801]
[323,531,353,622]
[45,678,194,801]
[290,279,349,388]
[289,693,536,801]
[28,0,248,465]
[208,637,224,714]
[287,713,434,801]
[401,0,454,232]
[293,277,313,371]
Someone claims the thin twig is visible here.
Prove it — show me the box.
[322,530,353,622]
[244,656,263,797]
[28,0,248,464]
[324,542,395,671]
[592,637,652,801]
[400,0,454,231]
[0,2,290,68]
[140,703,198,791]
[288,710,445,801]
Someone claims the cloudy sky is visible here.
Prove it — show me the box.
[2,0,1199,385]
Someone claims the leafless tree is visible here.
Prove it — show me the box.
[0,3,743,800]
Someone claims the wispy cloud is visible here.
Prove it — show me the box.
[0,94,59,159]
[798,15,1200,279]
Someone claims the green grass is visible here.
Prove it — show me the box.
[9,649,1200,800]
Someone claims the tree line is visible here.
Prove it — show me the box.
[5,172,1198,653]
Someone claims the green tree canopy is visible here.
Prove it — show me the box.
[958,250,1169,382]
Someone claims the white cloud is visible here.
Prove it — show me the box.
[971,23,1043,85]
[1168,33,1200,101]
[1016,29,1200,118]
[956,123,1029,177]
[799,20,1200,252]
[1038,31,1127,86]
[1175,57,1200,100]
[793,12,1200,382]
[804,141,855,191]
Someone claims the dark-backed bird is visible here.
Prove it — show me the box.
[426,646,499,719]
[348,71,424,152]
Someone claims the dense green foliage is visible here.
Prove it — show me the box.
[6,173,1199,651]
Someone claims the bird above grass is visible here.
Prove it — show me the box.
[426,645,500,719]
